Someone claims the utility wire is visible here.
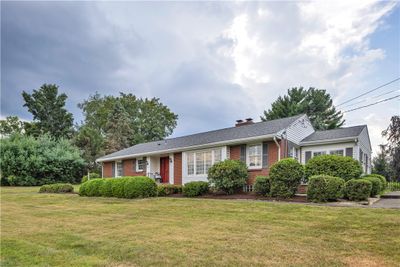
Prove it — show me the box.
[341,89,400,109]
[343,94,400,113]
[337,77,400,107]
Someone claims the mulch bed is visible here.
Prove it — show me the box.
[169,192,308,203]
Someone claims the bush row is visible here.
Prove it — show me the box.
[39,183,74,193]
[79,176,157,198]
[182,181,209,197]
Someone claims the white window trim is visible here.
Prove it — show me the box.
[136,157,146,172]
[184,147,226,178]
[116,161,123,177]
[329,149,344,156]
[246,143,262,170]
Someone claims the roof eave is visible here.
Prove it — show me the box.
[96,133,277,162]
[300,136,358,146]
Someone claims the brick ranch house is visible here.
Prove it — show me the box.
[96,114,372,191]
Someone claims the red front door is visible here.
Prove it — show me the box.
[160,157,169,183]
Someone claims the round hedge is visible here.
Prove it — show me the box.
[111,178,129,198]
[99,179,114,197]
[124,176,157,198]
[157,184,182,196]
[270,158,304,198]
[307,175,345,202]
[81,172,101,183]
[207,159,248,194]
[344,179,372,201]
[362,177,382,197]
[85,179,105,197]
[254,176,271,196]
[364,174,386,191]
[182,181,209,197]
[305,155,362,182]
[39,183,74,193]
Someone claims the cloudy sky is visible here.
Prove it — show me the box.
[2,1,399,154]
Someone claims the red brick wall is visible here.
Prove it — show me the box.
[174,153,182,185]
[122,159,146,176]
[229,140,282,185]
[102,159,146,178]
[103,162,113,177]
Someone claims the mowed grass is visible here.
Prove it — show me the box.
[1,187,400,267]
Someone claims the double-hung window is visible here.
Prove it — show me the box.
[187,148,223,176]
[313,151,326,157]
[136,158,146,172]
[329,149,344,156]
[116,162,123,177]
[248,144,262,168]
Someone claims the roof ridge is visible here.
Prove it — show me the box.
[144,114,305,144]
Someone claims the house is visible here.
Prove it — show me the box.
[96,114,372,190]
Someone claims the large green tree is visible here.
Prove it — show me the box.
[261,87,344,130]
[22,84,74,139]
[73,125,104,170]
[372,145,393,180]
[383,116,400,181]
[0,116,24,136]
[78,92,178,151]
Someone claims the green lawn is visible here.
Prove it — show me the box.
[1,187,399,267]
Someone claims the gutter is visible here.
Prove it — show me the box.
[300,136,358,146]
[273,136,281,161]
[96,133,276,162]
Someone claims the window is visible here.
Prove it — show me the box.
[213,149,222,163]
[136,158,146,172]
[186,148,223,176]
[196,152,204,175]
[187,153,194,175]
[329,149,344,156]
[313,151,326,157]
[116,162,123,177]
[248,144,262,168]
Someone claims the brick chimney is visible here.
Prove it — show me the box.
[235,118,254,127]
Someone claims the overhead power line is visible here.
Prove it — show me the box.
[343,94,400,113]
[337,77,400,107]
[341,89,400,109]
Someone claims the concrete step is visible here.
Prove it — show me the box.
[381,191,400,199]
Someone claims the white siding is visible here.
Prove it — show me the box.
[281,115,315,145]
[356,127,372,174]
[300,142,356,164]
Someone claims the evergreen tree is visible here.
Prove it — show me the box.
[22,84,74,139]
[372,145,392,180]
[261,87,344,130]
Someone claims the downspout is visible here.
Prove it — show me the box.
[273,136,281,161]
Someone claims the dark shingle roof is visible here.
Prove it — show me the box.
[300,125,366,143]
[97,114,304,161]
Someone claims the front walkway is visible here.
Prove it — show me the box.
[371,191,400,209]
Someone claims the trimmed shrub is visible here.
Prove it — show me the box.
[79,181,89,196]
[364,174,386,191]
[305,155,363,182]
[39,183,74,193]
[85,178,105,197]
[111,178,129,198]
[207,160,248,194]
[307,175,345,202]
[362,177,382,197]
[157,184,183,196]
[81,173,101,183]
[182,181,209,197]
[254,176,271,196]
[270,158,304,198]
[344,179,372,201]
[124,176,157,199]
[99,179,114,197]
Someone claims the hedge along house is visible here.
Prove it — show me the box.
[96,114,372,190]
